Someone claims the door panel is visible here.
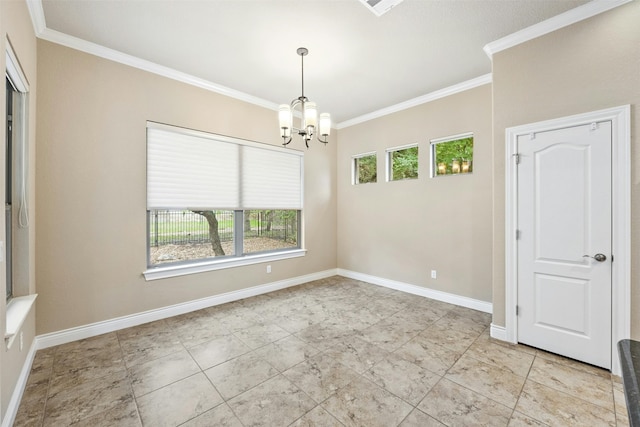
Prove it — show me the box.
[534,274,589,335]
[517,121,611,369]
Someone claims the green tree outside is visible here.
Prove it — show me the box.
[434,137,473,175]
[391,146,419,180]
[356,154,377,184]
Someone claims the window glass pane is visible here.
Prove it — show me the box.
[243,210,299,254]
[389,146,418,181]
[149,209,234,265]
[432,135,473,177]
[355,154,377,184]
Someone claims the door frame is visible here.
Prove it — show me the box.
[504,105,630,375]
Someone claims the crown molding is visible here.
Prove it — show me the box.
[38,28,280,111]
[336,73,492,130]
[483,0,632,58]
[25,0,279,112]
[25,0,46,36]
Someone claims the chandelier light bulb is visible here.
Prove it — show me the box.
[304,102,318,129]
[278,104,293,138]
[319,113,331,137]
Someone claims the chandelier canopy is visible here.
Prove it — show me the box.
[278,47,331,148]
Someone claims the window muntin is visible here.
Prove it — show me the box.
[146,123,303,269]
[353,153,377,185]
[430,133,474,177]
[386,144,418,181]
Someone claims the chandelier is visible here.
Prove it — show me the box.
[278,47,331,148]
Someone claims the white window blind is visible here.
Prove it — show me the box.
[242,145,302,209]
[147,122,303,210]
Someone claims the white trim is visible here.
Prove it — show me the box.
[4,295,37,349]
[385,143,418,153]
[337,74,492,130]
[6,41,29,92]
[1,338,37,427]
[504,105,631,375]
[37,269,337,349]
[36,27,279,113]
[352,151,378,159]
[483,0,631,58]
[143,249,307,281]
[24,0,46,36]
[430,132,474,145]
[490,323,507,341]
[337,269,492,313]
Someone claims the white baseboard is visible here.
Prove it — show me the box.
[337,269,493,314]
[490,323,509,342]
[1,339,38,427]
[36,268,338,350]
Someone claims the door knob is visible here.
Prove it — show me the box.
[583,253,607,262]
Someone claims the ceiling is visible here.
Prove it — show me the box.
[39,0,590,125]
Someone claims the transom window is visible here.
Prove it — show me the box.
[431,133,474,177]
[386,144,418,181]
[352,152,377,185]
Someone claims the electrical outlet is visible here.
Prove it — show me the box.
[431,270,437,279]
[266,265,271,274]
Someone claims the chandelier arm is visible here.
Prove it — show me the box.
[282,136,293,146]
[318,135,329,145]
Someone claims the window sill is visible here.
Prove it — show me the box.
[143,249,307,281]
[5,294,37,349]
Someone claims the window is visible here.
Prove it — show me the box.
[5,45,30,302]
[386,144,418,181]
[5,42,35,349]
[145,122,304,278]
[431,133,474,177]
[352,152,377,184]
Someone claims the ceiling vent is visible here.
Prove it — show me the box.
[359,0,404,16]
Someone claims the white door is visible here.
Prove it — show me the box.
[517,121,612,369]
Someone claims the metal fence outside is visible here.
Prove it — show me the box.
[149,210,298,247]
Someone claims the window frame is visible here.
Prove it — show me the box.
[5,40,36,350]
[430,132,474,178]
[144,123,305,280]
[385,143,419,182]
[352,151,377,185]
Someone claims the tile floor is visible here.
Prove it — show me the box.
[14,276,629,426]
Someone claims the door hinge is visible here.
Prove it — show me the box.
[611,254,614,263]
[515,229,520,240]
[513,153,520,164]
[516,305,519,316]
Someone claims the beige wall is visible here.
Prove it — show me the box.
[0,0,38,421]
[35,40,337,335]
[491,2,640,337]
[337,85,493,303]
